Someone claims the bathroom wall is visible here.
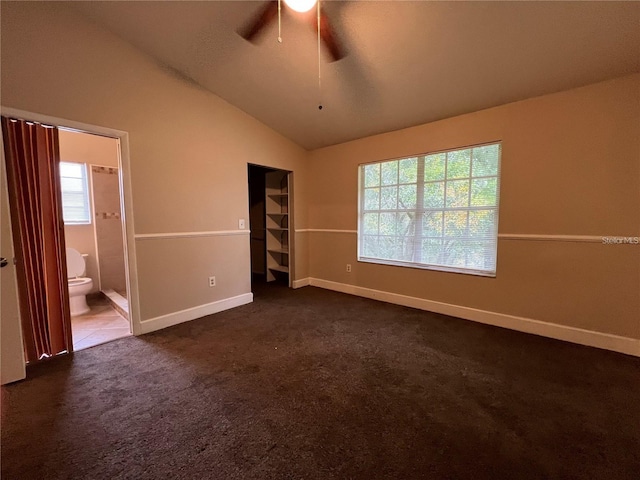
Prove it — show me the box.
[92,165,126,294]
[59,130,120,294]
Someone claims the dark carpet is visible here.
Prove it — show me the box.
[2,284,639,480]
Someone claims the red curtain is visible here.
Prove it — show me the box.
[2,117,72,362]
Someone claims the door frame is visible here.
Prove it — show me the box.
[0,106,142,343]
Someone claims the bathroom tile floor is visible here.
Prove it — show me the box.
[71,296,131,351]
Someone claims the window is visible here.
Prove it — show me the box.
[59,162,91,225]
[358,143,501,276]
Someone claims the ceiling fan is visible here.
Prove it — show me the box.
[238,0,346,62]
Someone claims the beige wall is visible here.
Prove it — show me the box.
[60,130,120,293]
[0,2,309,330]
[308,74,640,340]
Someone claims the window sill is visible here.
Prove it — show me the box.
[358,256,496,278]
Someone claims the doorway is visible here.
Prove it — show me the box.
[1,110,136,371]
[58,129,131,351]
[248,164,294,291]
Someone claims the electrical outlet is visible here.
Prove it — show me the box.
[346,264,352,273]
[239,219,245,229]
[209,276,216,287]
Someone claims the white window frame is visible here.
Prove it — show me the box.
[59,161,91,225]
[357,142,501,277]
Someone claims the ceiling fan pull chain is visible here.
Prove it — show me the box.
[317,0,323,110]
[277,0,282,43]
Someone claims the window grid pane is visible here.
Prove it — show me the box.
[359,143,500,276]
[60,161,91,224]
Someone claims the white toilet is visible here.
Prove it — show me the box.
[66,248,93,316]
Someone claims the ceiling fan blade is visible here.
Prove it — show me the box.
[309,10,346,62]
[238,1,278,42]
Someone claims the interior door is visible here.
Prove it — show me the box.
[1,141,26,384]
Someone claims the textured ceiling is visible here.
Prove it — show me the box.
[71,1,640,150]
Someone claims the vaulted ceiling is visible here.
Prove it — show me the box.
[71,1,640,150]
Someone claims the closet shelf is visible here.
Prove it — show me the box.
[268,248,289,255]
[265,171,290,283]
[268,265,289,273]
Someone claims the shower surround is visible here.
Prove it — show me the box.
[92,166,126,296]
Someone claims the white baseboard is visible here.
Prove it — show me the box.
[138,293,253,334]
[292,278,310,289]
[308,278,640,357]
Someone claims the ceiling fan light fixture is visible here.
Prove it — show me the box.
[283,0,317,13]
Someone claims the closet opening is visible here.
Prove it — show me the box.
[248,164,294,292]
